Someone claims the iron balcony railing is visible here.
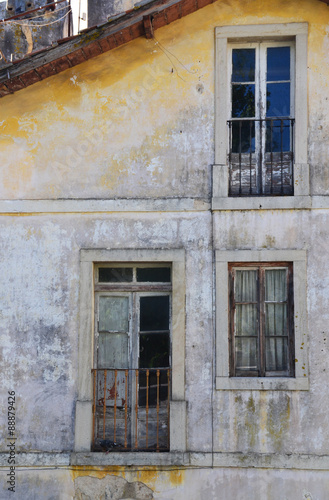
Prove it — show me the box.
[92,368,170,452]
[228,118,295,196]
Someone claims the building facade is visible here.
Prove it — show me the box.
[1,0,329,498]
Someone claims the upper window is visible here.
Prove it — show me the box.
[213,23,309,210]
[229,42,295,196]
[229,263,294,377]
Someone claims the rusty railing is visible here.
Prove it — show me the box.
[92,368,170,452]
[228,118,295,196]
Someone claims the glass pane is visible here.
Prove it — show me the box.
[232,48,255,82]
[98,333,128,368]
[265,269,287,301]
[231,121,255,153]
[265,304,287,336]
[137,267,171,282]
[98,267,133,283]
[139,333,170,368]
[232,84,255,118]
[265,119,291,152]
[265,336,288,371]
[140,296,169,332]
[235,304,258,336]
[235,337,258,371]
[235,270,257,302]
[266,82,290,117]
[267,47,290,81]
[99,296,129,332]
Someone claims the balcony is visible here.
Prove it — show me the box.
[91,368,170,452]
[228,118,295,196]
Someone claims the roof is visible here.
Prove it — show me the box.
[0,0,328,98]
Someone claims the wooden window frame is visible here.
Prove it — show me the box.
[229,262,294,378]
[216,249,309,391]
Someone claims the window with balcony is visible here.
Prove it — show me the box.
[74,248,186,464]
[229,42,294,196]
[93,265,171,452]
[213,23,309,210]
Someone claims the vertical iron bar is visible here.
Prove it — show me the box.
[156,369,160,452]
[146,369,149,449]
[103,369,107,439]
[270,119,273,195]
[113,370,117,442]
[239,120,242,195]
[135,369,138,450]
[228,121,232,195]
[124,369,128,449]
[259,119,263,195]
[167,369,170,450]
[280,119,284,194]
[249,120,252,194]
[291,119,294,194]
[92,369,96,449]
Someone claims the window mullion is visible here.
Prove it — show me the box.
[258,267,265,376]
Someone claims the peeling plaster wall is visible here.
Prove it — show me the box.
[1,0,329,199]
[1,0,329,498]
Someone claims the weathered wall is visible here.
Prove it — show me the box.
[1,0,329,498]
[1,0,329,199]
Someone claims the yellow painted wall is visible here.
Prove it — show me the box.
[0,0,329,199]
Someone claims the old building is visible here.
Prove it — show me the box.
[0,0,329,498]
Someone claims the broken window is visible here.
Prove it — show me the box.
[92,264,171,452]
[228,42,295,196]
[229,263,294,377]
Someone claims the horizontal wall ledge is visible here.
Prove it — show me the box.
[216,376,309,391]
[1,452,328,470]
[212,452,329,470]
[212,196,312,211]
[71,451,185,466]
[0,199,210,214]
[0,452,70,467]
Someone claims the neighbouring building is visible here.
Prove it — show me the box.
[1,0,329,498]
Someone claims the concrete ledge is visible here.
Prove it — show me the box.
[0,198,210,214]
[212,196,312,211]
[1,452,328,470]
[212,452,329,470]
[0,453,70,466]
[216,376,309,391]
[70,451,185,466]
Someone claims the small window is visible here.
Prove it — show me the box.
[229,263,294,377]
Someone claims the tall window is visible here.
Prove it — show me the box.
[93,264,171,452]
[228,42,295,196]
[229,263,294,377]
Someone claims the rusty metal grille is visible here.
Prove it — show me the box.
[228,118,295,196]
[92,368,170,452]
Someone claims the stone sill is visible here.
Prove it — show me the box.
[212,196,311,211]
[71,451,185,466]
[216,377,309,391]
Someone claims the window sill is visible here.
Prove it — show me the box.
[212,195,311,211]
[71,451,185,466]
[216,376,309,391]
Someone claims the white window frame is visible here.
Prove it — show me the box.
[216,249,309,391]
[73,248,187,465]
[213,23,310,210]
